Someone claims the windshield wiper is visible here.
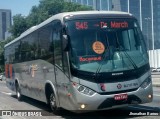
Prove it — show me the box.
[94,48,108,80]
[94,32,111,81]
[118,46,138,69]
[115,32,138,70]
[94,31,138,81]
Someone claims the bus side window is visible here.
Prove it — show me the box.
[38,23,53,63]
[53,22,63,69]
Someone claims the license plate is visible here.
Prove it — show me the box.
[114,94,128,101]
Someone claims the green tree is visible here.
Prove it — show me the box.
[63,1,92,12]
[9,14,28,38]
[10,0,92,37]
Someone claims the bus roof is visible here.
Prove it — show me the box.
[5,11,134,48]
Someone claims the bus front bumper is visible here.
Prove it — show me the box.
[73,83,153,111]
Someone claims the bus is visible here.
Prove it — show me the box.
[4,11,153,112]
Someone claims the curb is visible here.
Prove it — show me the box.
[152,84,160,87]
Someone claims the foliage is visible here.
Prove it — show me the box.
[9,14,28,38]
[10,0,92,36]
[63,1,92,12]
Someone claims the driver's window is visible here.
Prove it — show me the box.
[122,30,131,50]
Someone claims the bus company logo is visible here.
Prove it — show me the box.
[24,64,39,77]
[100,83,106,91]
[112,72,123,76]
[117,84,122,89]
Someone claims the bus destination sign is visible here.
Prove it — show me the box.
[75,21,129,30]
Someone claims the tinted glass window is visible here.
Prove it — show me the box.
[53,22,63,69]
[20,32,38,61]
[39,23,54,63]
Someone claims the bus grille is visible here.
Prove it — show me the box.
[98,88,138,95]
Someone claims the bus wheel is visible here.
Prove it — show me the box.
[16,84,22,101]
[49,92,59,114]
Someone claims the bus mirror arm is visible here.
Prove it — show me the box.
[62,35,69,51]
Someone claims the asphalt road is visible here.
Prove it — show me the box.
[0,79,159,119]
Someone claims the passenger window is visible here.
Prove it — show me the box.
[8,41,20,63]
[53,21,63,69]
[20,32,38,61]
[39,23,54,63]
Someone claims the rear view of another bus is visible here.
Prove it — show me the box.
[63,11,153,111]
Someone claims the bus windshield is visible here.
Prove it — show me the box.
[66,19,149,73]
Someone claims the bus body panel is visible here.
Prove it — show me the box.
[6,59,57,103]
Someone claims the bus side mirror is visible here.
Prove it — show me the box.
[62,35,69,51]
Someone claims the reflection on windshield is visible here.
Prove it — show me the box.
[66,19,149,73]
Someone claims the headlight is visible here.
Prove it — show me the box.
[73,83,96,96]
[140,76,151,89]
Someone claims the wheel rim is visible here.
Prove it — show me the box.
[17,90,20,98]
[50,93,56,110]
[16,86,21,99]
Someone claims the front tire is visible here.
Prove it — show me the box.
[49,92,60,114]
[16,83,23,101]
